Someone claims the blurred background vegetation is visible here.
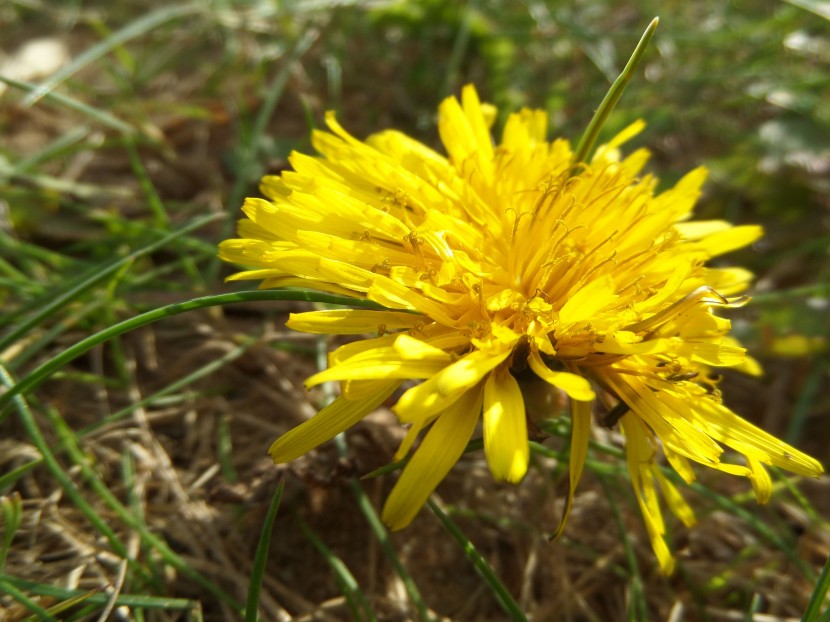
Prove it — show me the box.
[1,1,828,620]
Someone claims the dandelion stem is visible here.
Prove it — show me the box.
[573,17,659,166]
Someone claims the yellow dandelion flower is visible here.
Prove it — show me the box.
[218,85,823,574]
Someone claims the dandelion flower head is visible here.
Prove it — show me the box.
[219,85,823,573]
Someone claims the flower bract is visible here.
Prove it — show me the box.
[219,85,823,573]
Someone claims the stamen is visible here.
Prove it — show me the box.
[579,250,618,284]
[624,286,733,335]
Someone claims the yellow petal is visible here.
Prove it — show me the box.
[310,333,456,388]
[708,462,751,478]
[483,369,529,483]
[654,468,696,528]
[224,268,286,282]
[550,398,592,540]
[394,348,510,423]
[741,353,767,376]
[217,238,274,267]
[305,344,450,387]
[557,275,617,328]
[393,334,453,360]
[746,456,772,504]
[329,333,398,365]
[674,219,732,240]
[697,225,764,257]
[680,342,746,367]
[341,379,391,400]
[692,399,824,478]
[620,414,676,575]
[704,267,755,296]
[382,387,484,530]
[501,107,548,148]
[257,276,361,299]
[286,309,426,334]
[606,372,722,465]
[625,286,733,335]
[269,380,400,463]
[607,119,646,150]
[663,448,697,485]
[461,84,495,162]
[527,350,595,402]
[394,418,429,461]
[437,85,494,180]
[366,129,448,170]
[367,278,459,326]
[329,326,462,367]
[599,332,671,356]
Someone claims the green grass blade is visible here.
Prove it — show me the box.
[0,159,128,199]
[244,482,284,622]
[442,0,475,96]
[0,574,197,610]
[40,402,241,608]
[776,468,821,523]
[0,492,22,571]
[83,336,256,437]
[319,334,432,622]
[26,587,104,620]
[346,477,432,621]
[1,363,242,608]
[0,289,387,417]
[786,360,827,443]
[299,517,377,622]
[687,478,814,579]
[84,213,218,258]
[123,135,170,229]
[362,437,487,480]
[0,75,136,134]
[0,460,40,494]
[0,576,56,621]
[0,325,307,581]
[21,3,202,107]
[0,260,30,288]
[802,553,830,621]
[227,28,319,203]
[751,283,830,303]
[8,125,90,177]
[428,498,528,622]
[0,231,87,273]
[598,475,648,622]
[535,418,818,578]
[0,212,222,357]
[211,28,319,281]
[217,413,238,483]
[0,364,155,588]
[5,298,105,371]
[783,0,830,20]
[52,396,243,607]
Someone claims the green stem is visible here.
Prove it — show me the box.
[573,17,659,166]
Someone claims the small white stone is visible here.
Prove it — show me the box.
[0,37,69,96]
